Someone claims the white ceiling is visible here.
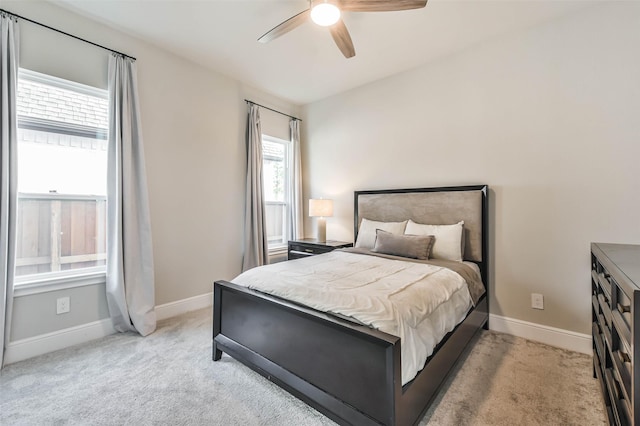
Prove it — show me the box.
[53,0,596,105]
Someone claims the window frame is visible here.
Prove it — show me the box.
[13,69,109,295]
[262,134,292,253]
[17,68,108,139]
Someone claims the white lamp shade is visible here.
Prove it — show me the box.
[309,199,333,217]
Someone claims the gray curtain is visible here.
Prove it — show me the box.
[106,54,156,336]
[289,119,303,240]
[0,13,18,368]
[242,104,268,271]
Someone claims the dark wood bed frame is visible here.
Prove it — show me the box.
[213,185,489,425]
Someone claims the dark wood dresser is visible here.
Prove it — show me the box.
[592,243,640,425]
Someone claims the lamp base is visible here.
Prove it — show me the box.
[316,217,327,243]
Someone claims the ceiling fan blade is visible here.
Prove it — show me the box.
[339,0,427,12]
[258,9,311,43]
[329,19,356,59]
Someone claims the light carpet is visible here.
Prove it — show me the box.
[1,308,605,425]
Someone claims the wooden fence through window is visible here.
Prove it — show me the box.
[265,201,286,246]
[15,193,106,276]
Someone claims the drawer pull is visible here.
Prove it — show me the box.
[618,303,631,314]
[289,250,312,257]
[620,350,631,364]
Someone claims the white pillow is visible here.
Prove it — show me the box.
[355,219,408,249]
[404,220,464,261]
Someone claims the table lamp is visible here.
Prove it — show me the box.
[309,199,333,243]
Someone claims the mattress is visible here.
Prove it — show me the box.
[232,250,484,385]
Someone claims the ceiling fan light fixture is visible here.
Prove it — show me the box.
[310,2,341,27]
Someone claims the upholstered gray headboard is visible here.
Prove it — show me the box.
[354,185,489,281]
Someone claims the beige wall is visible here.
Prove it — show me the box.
[301,2,640,334]
[6,1,298,340]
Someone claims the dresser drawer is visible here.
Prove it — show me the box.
[598,273,613,302]
[599,295,613,330]
[612,345,632,406]
[605,368,631,426]
[615,287,632,334]
[595,365,615,426]
[597,313,612,355]
[593,295,601,315]
[593,321,605,364]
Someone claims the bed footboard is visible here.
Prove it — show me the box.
[213,280,401,426]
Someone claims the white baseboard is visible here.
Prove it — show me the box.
[489,314,592,354]
[155,292,212,321]
[4,317,116,365]
[5,297,587,366]
[4,292,214,366]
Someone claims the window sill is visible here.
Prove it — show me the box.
[268,247,288,264]
[13,267,106,297]
[268,247,288,256]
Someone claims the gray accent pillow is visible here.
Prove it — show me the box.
[372,229,435,260]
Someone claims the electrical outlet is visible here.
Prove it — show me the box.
[56,297,70,314]
[531,293,544,310]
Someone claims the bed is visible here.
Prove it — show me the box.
[213,185,489,426]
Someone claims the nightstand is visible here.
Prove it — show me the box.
[288,239,353,260]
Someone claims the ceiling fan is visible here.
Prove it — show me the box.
[258,0,428,59]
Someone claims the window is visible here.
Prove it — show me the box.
[14,69,108,285]
[262,135,291,251]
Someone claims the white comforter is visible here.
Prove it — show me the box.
[232,250,473,385]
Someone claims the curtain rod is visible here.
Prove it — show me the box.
[0,8,136,61]
[245,99,302,122]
